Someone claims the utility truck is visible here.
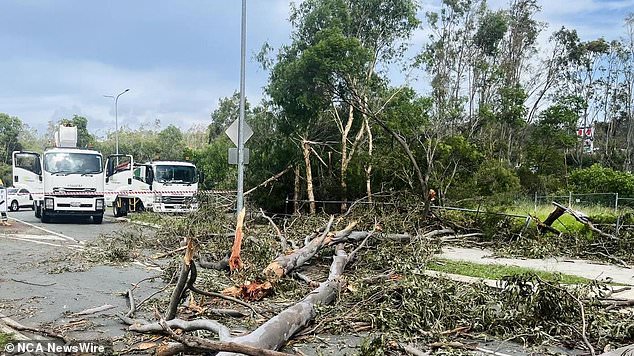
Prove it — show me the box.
[104,155,201,217]
[12,125,106,223]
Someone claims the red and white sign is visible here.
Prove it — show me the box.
[577,127,593,137]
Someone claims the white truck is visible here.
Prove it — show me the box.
[12,126,106,223]
[104,155,201,217]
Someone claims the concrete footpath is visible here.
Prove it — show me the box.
[439,246,634,285]
[438,246,634,300]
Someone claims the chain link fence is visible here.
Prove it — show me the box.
[532,192,634,214]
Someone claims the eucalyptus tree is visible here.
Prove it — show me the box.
[268,0,419,212]
[551,28,618,168]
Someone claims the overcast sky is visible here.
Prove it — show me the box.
[1,0,633,137]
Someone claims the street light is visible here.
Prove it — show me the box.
[103,88,130,155]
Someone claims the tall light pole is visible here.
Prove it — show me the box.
[103,88,130,155]
[236,0,247,213]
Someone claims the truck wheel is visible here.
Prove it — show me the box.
[35,204,41,218]
[10,200,19,212]
[113,204,122,217]
[93,215,103,224]
[113,200,128,217]
[41,210,51,223]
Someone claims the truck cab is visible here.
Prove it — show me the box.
[105,157,200,216]
[12,126,105,223]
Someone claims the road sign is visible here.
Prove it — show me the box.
[229,148,249,165]
[225,119,253,147]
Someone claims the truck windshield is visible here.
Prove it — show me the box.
[44,152,103,175]
[154,165,197,184]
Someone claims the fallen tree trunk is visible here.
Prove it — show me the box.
[262,216,335,282]
[542,202,618,240]
[130,245,352,356]
[218,244,349,355]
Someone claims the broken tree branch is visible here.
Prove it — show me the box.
[263,216,335,283]
[0,313,71,343]
[187,262,261,316]
[199,253,230,270]
[260,208,288,252]
[229,208,246,271]
[130,318,231,339]
[165,236,195,320]
[125,289,136,318]
[244,165,293,196]
[158,318,292,356]
[218,244,350,354]
[72,304,116,317]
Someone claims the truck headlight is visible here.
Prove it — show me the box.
[154,194,161,203]
[96,199,104,210]
[45,198,54,210]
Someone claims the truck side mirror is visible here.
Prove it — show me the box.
[198,171,205,184]
[147,169,154,190]
[34,161,42,176]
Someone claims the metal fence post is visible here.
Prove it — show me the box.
[534,192,538,212]
[615,192,619,214]
[568,191,572,208]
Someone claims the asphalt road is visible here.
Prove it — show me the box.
[6,208,125,243]
[0,208,162,345]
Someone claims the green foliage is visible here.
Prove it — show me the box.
[0,163,11,186]
[59,115,95,148]
[474,159,521,196]
[157,125,185,160]
[432,135,484,200]
[525,102,578,176]
[208,92,245,142]
[474,10,508,56]
[96,121,186,162]
[428,259,593,284]
[570,164,634,195]
[186,138,235,190]
[0,113,23,165]
[0,332,10,349]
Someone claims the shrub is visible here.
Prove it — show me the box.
[474,160,521,196]
[570,164,634,195]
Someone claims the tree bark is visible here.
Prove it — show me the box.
[135,246,352,356]
[263,216,334,283]
[293,165,300,215]
[165,237,194,320]
[218,245,349,355]
[229,208,246,271]
[364,115,373,202]
[302,140,316,215]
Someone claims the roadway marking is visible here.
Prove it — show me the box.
[1,235,83,250]
[8,217,80,243]
[3,234,66,241]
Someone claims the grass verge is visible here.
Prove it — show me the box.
[428,258,594,285]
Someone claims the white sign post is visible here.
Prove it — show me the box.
[0,187,7,214]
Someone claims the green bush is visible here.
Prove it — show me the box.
[474,160,521,196]
[570,164,634,195]
[0,163,11,186]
